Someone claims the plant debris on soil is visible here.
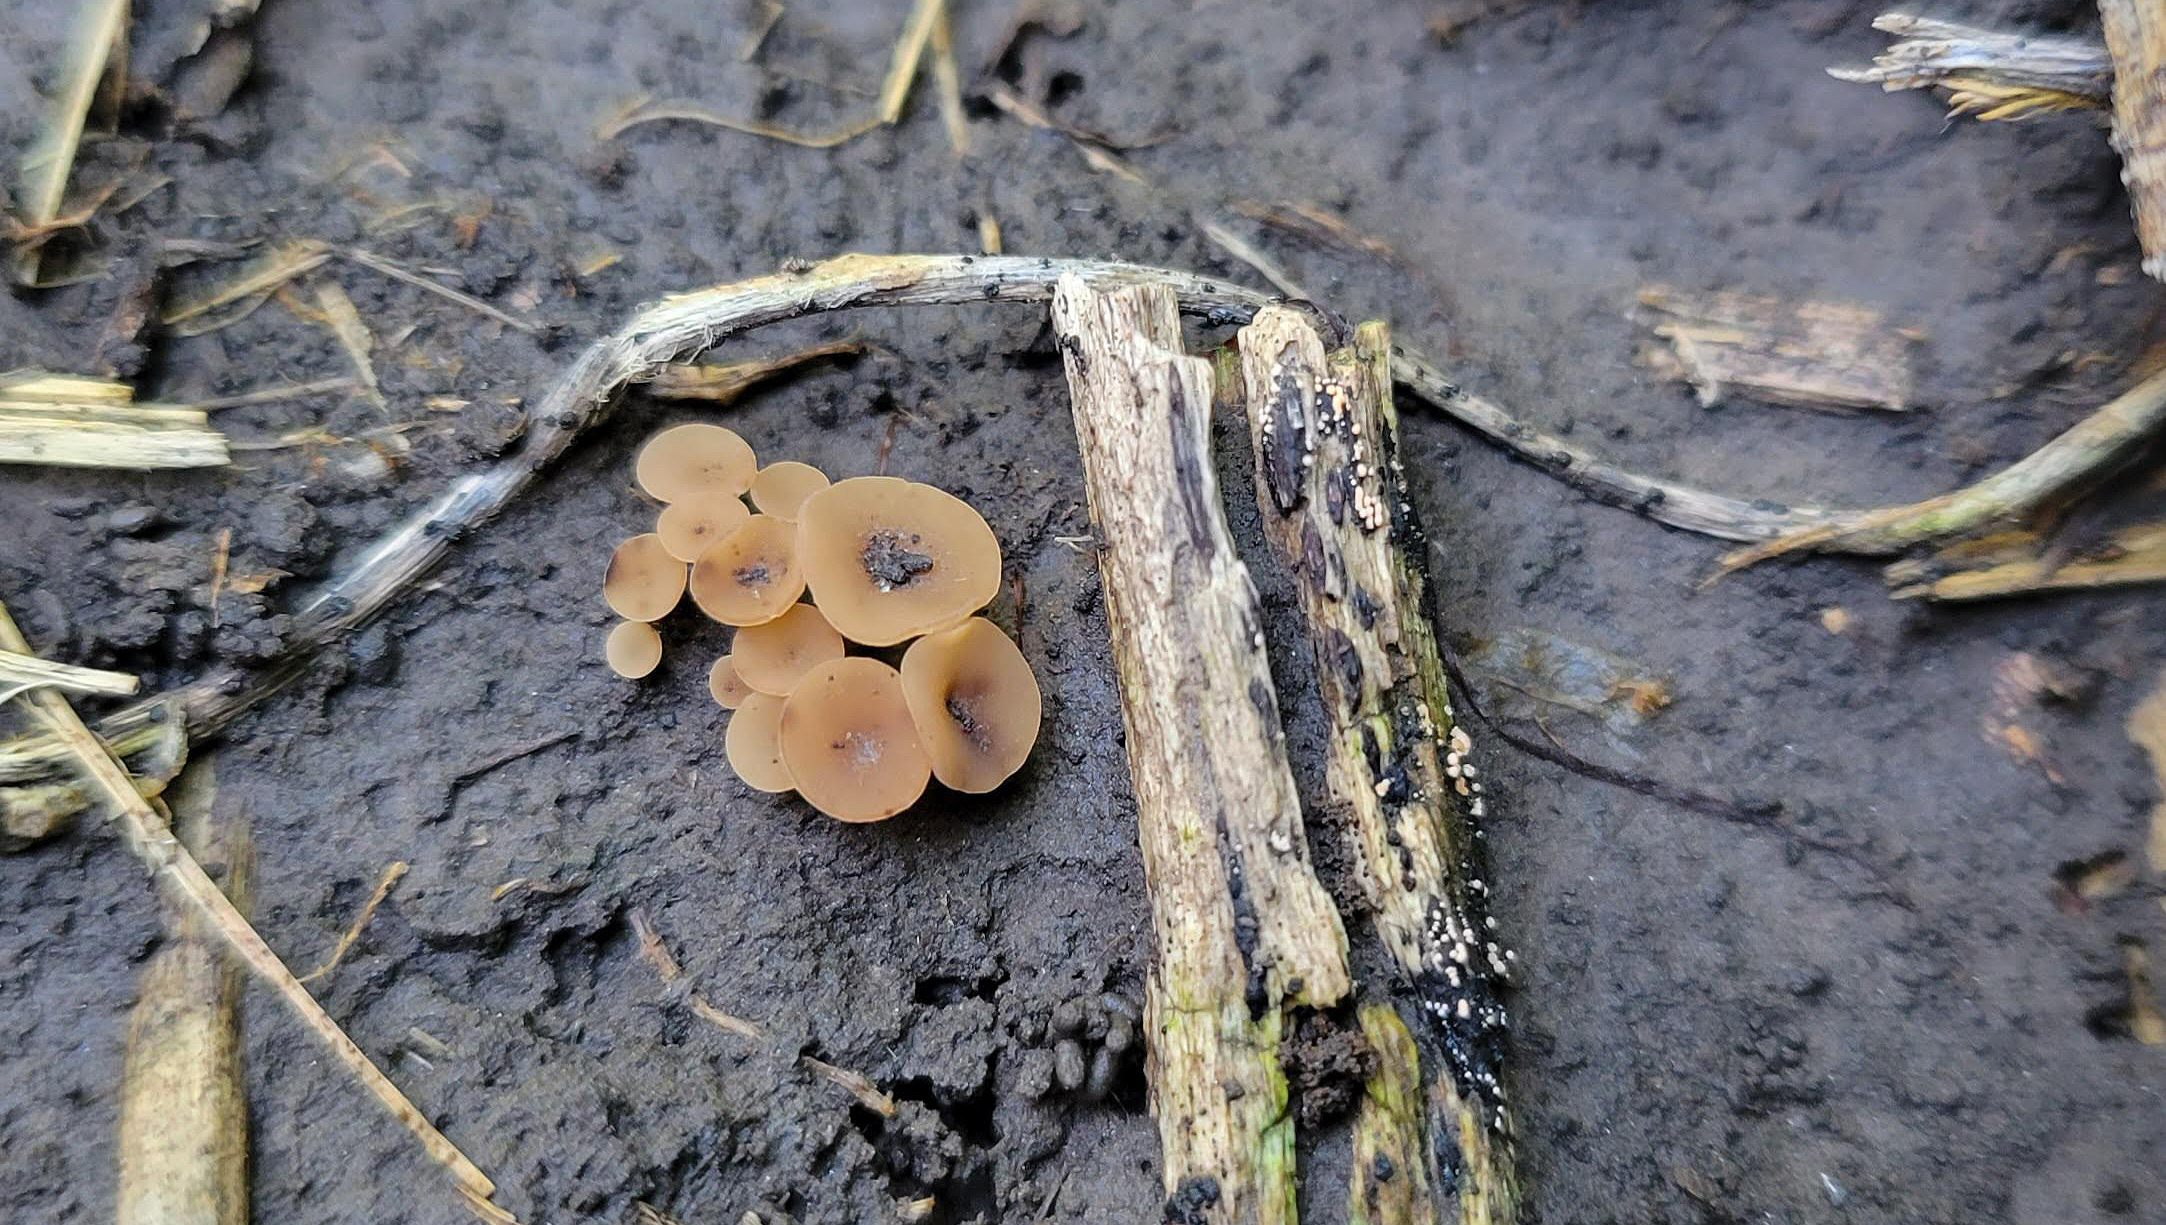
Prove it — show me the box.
[5,2,2166,1224]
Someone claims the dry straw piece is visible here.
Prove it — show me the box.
[605,620,664,679]
[707,655,755,710]
[689,514,806,625]
[656,491,752,562]
[748,460,832,520]
[796,476,1001,646]
[730,603,845,696]
[725,692,794,793]
[900,617,1041,793]
[603,533,688,622]
[779,657,932,822]
[636,422,758,501]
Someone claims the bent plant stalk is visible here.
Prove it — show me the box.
[0,253,1847,804]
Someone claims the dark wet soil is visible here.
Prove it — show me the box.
[5,1,2165,1223]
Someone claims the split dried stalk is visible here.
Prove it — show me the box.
[2101,1,2166,279]
[1829,13,2111,110]
[1231,310,1519,1223]
[1052,275,1350,1225]
[0,601,507,1217]
[1886,521,2166,601]
[116,759,249,1225]
[0,372,229,470]
[10,0,128,285]
[1719,363,2166,572]
[1636,285,1916,413]
[0,647,137,703]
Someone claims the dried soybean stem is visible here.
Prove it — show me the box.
[0,601,507,1219]
[1052,275,1350,1225]
[1231,312,1520,1224]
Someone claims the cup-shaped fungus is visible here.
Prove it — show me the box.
[779,657,931,821]
[725,692,795,793]
[748,461,832,521]
[900,617,1042,792]
[689,514,805,626]
[708,654,755,710]
[636,423,757,501]
[605,620,664,679]
[657,491,752,562]
[796,477,1001,647]
[732,603,845,696]
[604,533,688,622]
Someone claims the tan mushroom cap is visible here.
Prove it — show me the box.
[725,692,794,793]
[732,603,845,696]
[900,618,1041,793]
[603,533,688,622]
[796,476,1002,647]
[636,423,757,501]
[708,654,755,710]
[604,620,664,679]
[779,657,931,822]
[748,461,832,521]
[688,514,805,626]
[657,491,752,562]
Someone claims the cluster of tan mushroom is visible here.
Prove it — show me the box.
[601,423,1041,822]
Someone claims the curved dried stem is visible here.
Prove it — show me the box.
[1716,364,2166,575]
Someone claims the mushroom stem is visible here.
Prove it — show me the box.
[1052,276,1350,1225]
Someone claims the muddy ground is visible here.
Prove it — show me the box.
[4,0,2165,1222]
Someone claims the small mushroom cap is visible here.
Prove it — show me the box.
[636,423,758,501]
[732,603,845,696]
[688,514,806,626]
[605,620,664,679]
[603,533,689,622]
[796,476,1001,647]
[657,491,752,562]
[725,692,795,793]
[708,654,755,710]
[749,461,832,521]
[900,618,1042,792]
[779,657,931,822]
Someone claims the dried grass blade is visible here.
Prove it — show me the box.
[10,0,128,285]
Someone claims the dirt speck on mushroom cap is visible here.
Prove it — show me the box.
[657,491,753,562]
[688,514,806,626]
[707,654,755,710]
[901,617,1043,793]
[797,476,1002,647]
[778,656,932,822]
